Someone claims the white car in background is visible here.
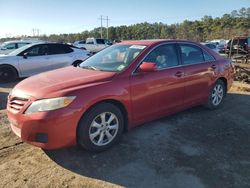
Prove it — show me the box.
[201,42,220,53]
[73,40,86,49]
[0,42,90,82]
[73,38,112,54]
[0,40,39,55]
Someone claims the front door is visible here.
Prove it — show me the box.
[18,44,52,76]
[130,43,185,124]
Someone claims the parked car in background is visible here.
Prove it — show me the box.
[0,40,33,55]
[225,36,250,55]
[7,39,234,152]
[73,40,86,49]
[0,42,90,82]
[74,38,111,54]
[201,42,220,53]
[217,43,226,53]
[210,39,227,46]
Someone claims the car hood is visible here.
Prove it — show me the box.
[13,66,117,99]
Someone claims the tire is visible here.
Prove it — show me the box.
[206,80,226,109]
[77,102,124,152]
[0,65,18,83]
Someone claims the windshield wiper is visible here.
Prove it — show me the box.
[81,66,100,71]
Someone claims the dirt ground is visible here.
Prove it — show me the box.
[0,80,250,188]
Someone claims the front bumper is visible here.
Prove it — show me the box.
[7,97,82,149]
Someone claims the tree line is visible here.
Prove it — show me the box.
[1,7,249,43]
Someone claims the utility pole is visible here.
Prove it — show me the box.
[106,16,110,40]
[32,28,40,37]
[98,15,103,38]
[32,29,35,36]
[98,16,110,39]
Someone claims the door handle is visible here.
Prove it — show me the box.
[175,72,184,78]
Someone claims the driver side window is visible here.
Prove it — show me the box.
[25,45,49,56]
[143,44,179,69]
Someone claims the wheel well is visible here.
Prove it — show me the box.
[218,77,228,92]
[0,64,19,77]
[83,99,129,132]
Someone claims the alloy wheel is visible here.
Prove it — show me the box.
[89,112,119,146]
[212,84,224,106]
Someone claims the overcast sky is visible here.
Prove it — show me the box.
[0,0,249,38]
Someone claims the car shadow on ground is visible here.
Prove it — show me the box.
[44,93,250,188]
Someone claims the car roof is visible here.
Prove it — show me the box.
[120,39,200,46]
[28,42,68,45]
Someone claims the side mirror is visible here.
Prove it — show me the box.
[23,52,29,59]
[1,47,7,50]
[138,62,157,73]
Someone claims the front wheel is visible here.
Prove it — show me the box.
[206,80,226,109]
[77,103,124,152]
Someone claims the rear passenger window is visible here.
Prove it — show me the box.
[143,44,179,69]
[179,44,204,65]
[49,44,73,55]
[203,50,215,61]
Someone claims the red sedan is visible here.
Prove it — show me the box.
[7,40,234,151]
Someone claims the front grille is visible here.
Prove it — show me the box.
[8,96,29,112]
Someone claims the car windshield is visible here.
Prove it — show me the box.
[79,44,147,72]
[8,43,34,56]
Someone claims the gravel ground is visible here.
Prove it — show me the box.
[0,80,250,188]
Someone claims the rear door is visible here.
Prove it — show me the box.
[177,42,216,106]
[48,44,74,69]
[18,44,52,76]
[130,43,185,123]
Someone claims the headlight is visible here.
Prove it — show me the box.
[25,96,76,114]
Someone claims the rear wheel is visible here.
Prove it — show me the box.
[0,65,18,83]
[77,103,124,152]
[206,80,226,109]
